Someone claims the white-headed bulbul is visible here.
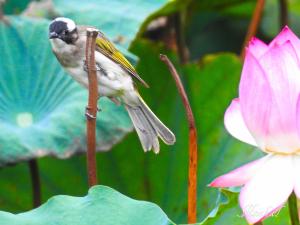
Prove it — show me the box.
[48,17,175,153]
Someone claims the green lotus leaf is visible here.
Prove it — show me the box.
[51,0,170,48]
[0,16,132,166]
[192,0,254,11]
[2,0,31,15]
[0,185,175,225]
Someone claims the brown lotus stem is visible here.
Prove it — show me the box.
[160,54,198,223]
[241,0,265,59]
[85,28,99,187]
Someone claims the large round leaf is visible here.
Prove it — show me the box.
[0,16,132,166]
[0,185,175,225]
[52,0,170,48]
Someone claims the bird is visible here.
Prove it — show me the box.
[48,17,176,153]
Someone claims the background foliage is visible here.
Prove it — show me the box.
[0,0,297,224]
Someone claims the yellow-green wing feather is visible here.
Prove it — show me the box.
[95,32,149,87]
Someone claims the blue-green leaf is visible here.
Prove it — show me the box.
[0,185,176,225]
[0,16,132,166]
[51,0,170,48]
[3,0,31,15]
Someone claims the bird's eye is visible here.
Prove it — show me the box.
[62,30,69,35]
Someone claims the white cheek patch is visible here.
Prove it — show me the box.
[50,38,75,54]
[54,17,76,32]
[50,38,65,49]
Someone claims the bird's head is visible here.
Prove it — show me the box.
[49,17,78,44]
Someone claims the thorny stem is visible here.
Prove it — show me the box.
[288,192,300,225]
[85,28,99,187]
[160,54,198,223]
[279,0,288,28]
[241,0,265,59]
[28,159,41,208]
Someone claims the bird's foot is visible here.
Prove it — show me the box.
[85,107,97,120]
[83,60,88,72]
[83,60,101,72]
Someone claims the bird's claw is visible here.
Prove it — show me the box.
[85,112,96,120]
[83,60,88,72]
[85,107,97,120]
[83,60,101,72]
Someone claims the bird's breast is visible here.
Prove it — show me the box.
[50,39,84,68]
[51,38,135,98]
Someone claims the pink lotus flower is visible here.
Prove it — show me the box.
[209,26,300,224]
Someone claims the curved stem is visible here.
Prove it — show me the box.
[28,159,41,208]
[288,192,300,225]
[241,0,265,59]
[85,28,99,187]
[160,54,198,223]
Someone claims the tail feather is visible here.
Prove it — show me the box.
[125,96,175,153]
[138,97,176,145]
[125,104,160,153]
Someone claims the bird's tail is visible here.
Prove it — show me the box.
[125,96,176,153]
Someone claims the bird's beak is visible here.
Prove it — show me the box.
[49,32,59,39]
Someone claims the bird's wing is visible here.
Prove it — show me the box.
[95,32,149,88]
